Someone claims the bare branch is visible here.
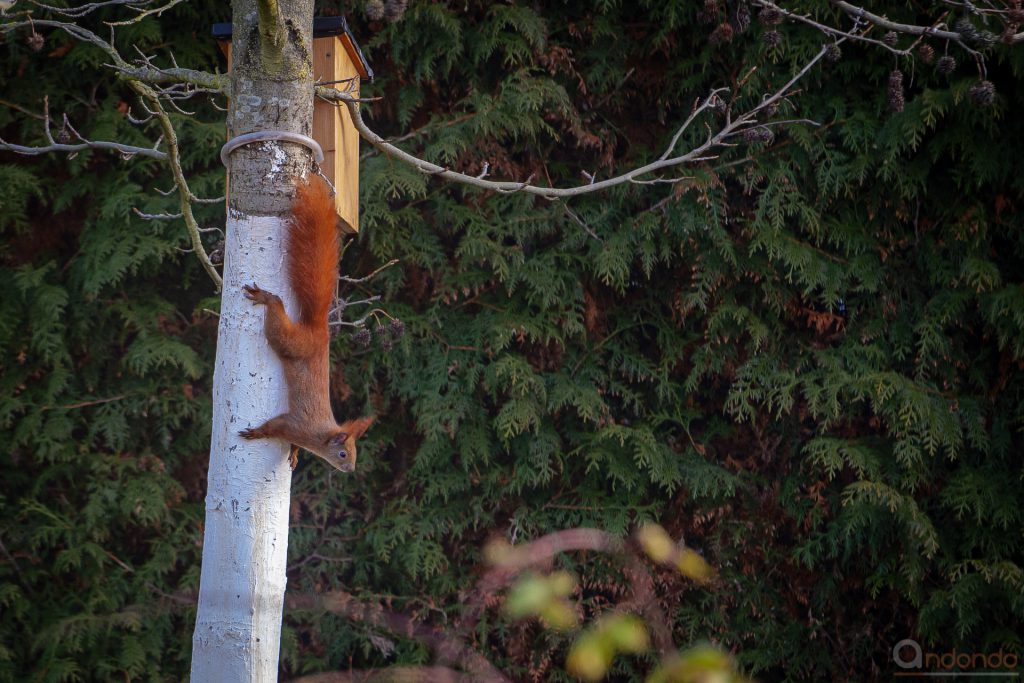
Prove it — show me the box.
[831,0,1024,43]
[0,136,166,159]
[125,106,154,124]
[104,0,183,26]
[106,64,230,92]
[0,18,223,288]
[0,95,167,159]
[191,194,226,205]
[563,204,603,243]
[328,298,383,327]
[759,0,1023,49]
[128,84,222,288]
[28,0,152,18]
[162,96,195,116]
[315,43,827,200]
[318,46,825,200]
[339,259,399,285]
[133,207,182,220]
[755,0,916,55]
[659,88,727,161]
[0,98,46,121]
[1,19,128,65]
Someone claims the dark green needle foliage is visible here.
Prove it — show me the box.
[1,1,1023,681]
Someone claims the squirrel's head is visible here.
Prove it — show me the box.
[319,417,375,473]
[323,431,355,472]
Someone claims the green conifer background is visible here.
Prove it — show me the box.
[1,1,1021,680]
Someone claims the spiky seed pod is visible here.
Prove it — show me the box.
[917,44,935,64]
[763,100,779,117]
[763,30,782,48]
[384,0,407,22]
[1008,8,1024,23]
[709,22,734,45]
[759,7,783,25]
[888,69,905,112]
[380,335,394,352]
[26,31,44,51]
[883,31,898,47]
[388,319,406,340]
[352,328,372,347]
[743,127,774,144]
[734,2,751,33]
[968,80,996,107]
[953,17,977,40]
[952,17,994,47]
[937,55,957,76]
[824,43,842,63]
[56,126,70,144]
[698,0,719,24]
[364,0,384,21]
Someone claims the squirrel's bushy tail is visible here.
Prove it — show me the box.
[289,177,339,326]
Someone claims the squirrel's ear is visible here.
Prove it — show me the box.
[340,416,376,440]
[327,432,349,447]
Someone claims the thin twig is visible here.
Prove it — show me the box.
[104,0,182,26]
[339,259,399,284]
[563,204,602,243]
[133,207,182,220]
[28,0,152,18]
[0,98,46,121]
[41,394,128,411]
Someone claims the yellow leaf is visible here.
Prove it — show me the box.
[675,549,714,583]
[567,636,612,682]
[636,524,675,563]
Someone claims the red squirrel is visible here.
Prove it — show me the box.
[239,177,375,472]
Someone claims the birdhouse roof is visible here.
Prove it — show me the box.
[212,16,374,81]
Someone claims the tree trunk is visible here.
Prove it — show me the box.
[191,0,316,679]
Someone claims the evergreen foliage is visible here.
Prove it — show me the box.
[1,1,1022,681]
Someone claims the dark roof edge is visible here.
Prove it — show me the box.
[212,16,374,82]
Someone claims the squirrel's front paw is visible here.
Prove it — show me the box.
[239,427,263,440]
[243,284,279,306]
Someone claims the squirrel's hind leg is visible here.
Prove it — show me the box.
[239,417,302,470]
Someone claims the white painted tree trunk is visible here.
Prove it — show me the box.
[189,1,316,678]
[190,207,298,682]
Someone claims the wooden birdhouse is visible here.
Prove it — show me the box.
[213,17,373,234]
